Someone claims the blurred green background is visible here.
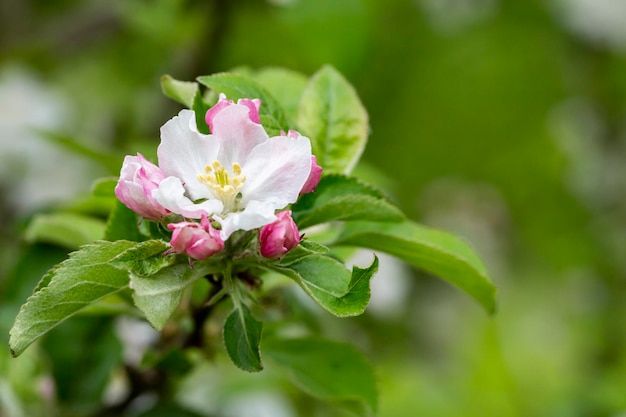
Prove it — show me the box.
[2,0,626,416]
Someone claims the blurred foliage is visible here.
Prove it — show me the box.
[1,0,626,416]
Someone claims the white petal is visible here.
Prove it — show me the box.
[216,200,277,240]
[157,109,219,201]
[212,104,269,167]
[240,135,312,209]
[153,176,223,219]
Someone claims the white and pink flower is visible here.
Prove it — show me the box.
[151,94,315,239]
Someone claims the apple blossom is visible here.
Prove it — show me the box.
[115,153,168,220]
[167,215,224,260]
[259,210,301,258]
[152,96,314,239]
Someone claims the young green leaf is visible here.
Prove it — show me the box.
[223,303,263,372]
[25,213,106,249]
[276,239,330,266]
[263,337,377,416]
[129,263,201,330]
[161,74,199,108]
[291,174,404,229]
[297,65,368,174]
[272,254,378,317]
[110,239,172,276]
[9,240,136,357]
[197,73,291,136]
[251,67,309,121]
[334,220,497,314]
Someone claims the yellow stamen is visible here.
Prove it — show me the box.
[197,161,246,212]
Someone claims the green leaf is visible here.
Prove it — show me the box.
[334,220,497,314]
[263,337,377,416]
[252,67,309,121]
[78,294,142,317]
[161,74,199,108]
[297,65,369,174]
[129,263,201,330]
[298,238,330,254]
[111,239,172,276]
[9,240,136,357]
[291,174,405,229]
[276,239,329,266]
[105,201,143,242]
[197,73,291,136]
[25,213,106,249]
[223,303,263,372]
[273,254,378,317]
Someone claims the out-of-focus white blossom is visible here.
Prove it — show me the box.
[114,316,159,366]
[0,66,98,212]
[552,0,626,51]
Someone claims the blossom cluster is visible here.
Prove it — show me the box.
[115,94,322,260]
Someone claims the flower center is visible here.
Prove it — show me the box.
[197,161,246,212]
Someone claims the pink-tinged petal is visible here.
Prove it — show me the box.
[214,200,276,240]
[205,95,261,132]
[300,155,322,195]
[259,210,300,258]
[280,129,300,139]
[153,176,223,219]
[136,153,166,181]
[136,153,167,200]
[205,93,233,132]
[212,104,269,167]
[168,217,223,260]
[115,180,163,220]
[240,135,312,209]
[237,98,261,124]
[115,154,168,220]
[158,109,219,201]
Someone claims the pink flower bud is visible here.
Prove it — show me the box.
[167,216,224,260]
[115,153,169,220]
[205,93,261,132]
[259,210,300,259]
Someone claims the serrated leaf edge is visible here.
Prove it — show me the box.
[9,240,136,356]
